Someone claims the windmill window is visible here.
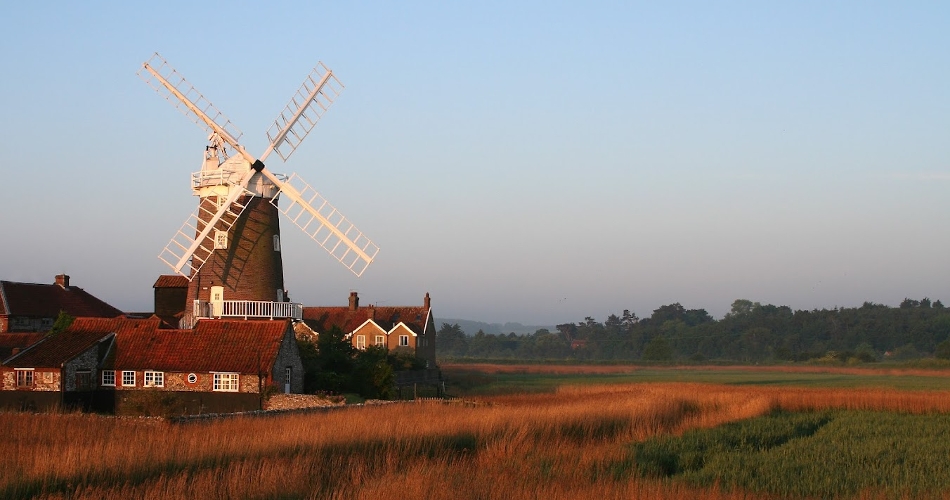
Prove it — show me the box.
[122,371,136,387]
[15,369,33,388]
[214,230,228,250]
[273,234,281,252]
[399,335,409,347]
[101,370,116,387]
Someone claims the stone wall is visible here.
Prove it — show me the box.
[116,371,262,394]
[1,369,60,391]
[63,346,100,392]
[270,325,304,393]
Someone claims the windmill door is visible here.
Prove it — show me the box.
[211,286,224,317]
[284,367,292,394]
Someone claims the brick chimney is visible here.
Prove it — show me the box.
[424,292,430,309]
[55,274,70,288]
[349,291,359,311]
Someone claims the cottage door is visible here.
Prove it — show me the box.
[284,366,292,394]
[211,286,224,317]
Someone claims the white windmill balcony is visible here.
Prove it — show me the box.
[192,169,288,188]
[192,299,303,321]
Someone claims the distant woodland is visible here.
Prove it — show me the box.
[436,298,950,363]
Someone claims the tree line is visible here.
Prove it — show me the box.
[436,298,950,363]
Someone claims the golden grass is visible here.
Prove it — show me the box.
[5,382,950,499]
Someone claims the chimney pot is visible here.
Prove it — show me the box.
[55,274,70,288]
[424,292,431,309]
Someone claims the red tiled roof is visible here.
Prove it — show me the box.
[153,275,188,288]
[0,333,45,360]
[0,280,124,318]
[113,319,290,374]
[4,330,113,368]
[302,306,429,334]
[66,317,162,335]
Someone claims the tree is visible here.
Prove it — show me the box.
[726,299,759,318]
[642,336,672,361]
[47,311,74,336]
[353,346,395,399]
[309,326,356,393]
[436,323,468,356]
[936,339,950,360]
[900,298,920,309]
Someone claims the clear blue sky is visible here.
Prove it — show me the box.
[1,1,947,324]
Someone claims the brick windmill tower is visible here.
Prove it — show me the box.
[139,54,379,327]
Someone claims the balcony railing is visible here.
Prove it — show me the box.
[193,300,303,321]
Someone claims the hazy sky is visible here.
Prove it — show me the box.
[1,2,947,325]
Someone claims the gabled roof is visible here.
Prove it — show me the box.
[0,280,124,318]
[113,319,291,374]
[301,307,373,334]
[4,331,113,369]
[302,306,430,335]
[0,333,45,360]
[153,275,188,288]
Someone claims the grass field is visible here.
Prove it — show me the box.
[4,365,950,499]
[441,362,950,395]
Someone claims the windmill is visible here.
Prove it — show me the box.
[139,53,379,327]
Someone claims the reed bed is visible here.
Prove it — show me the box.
[3,382,950,499]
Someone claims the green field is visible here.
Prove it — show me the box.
[632,410,950,498]
[443,365,950,395]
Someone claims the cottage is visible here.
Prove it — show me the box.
[0,317,304,415]
[0,329,114,412]
[0,274,124,333]
[302,292,437,367]
[97,318,303,415]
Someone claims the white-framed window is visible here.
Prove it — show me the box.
[122,370,136,387]
[375,335,386,347]
[273,234,281,252]
[144,371,165,388]
[214,230,228,250]
[213,373,240,392]
[101,370,116,387]
[15,369,33,388]
[356,335,366,350]
[399,335,409,347]
[187,373,198,384]
[216,196,228,209]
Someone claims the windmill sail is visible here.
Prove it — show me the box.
[265,62,344,162]
[268,172,378,277]
[138,53,244,159]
